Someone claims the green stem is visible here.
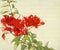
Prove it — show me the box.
[7,0,20,16]
[14,7,21,16]
[7,0,13,14]
[9,1,12,14]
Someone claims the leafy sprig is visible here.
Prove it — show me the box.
[11,32,54,50]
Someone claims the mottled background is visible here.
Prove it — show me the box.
[0,0,60,50]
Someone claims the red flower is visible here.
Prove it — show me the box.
[24,15,45,28]
[1,14,15,27]
[2,33,5,40]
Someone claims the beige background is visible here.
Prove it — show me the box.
[0,0,60,50]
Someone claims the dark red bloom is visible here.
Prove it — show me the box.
[2,33,5,40]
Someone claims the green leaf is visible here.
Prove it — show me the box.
[36,41,43,50]
[28,42,32,50]
[23,35,30,41]
[32,34,36,38]
[28,32,36,39]
[11,35,22,43]
[12,35,23,46]
[12,4,15,8]
[21,44,27,50]
[33,39,37,43]
[13,10,19,14]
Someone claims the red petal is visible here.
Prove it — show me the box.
[3,14,9,18]
[13,27,21,36]
[21,28,27,35]
[40,21,45,25]
[2,33,5,40]
[4,27,12,31]
[1,18,7,27]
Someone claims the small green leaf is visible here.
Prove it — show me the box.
[28,32,36,39]
[12,35,23,46]
[33,39,37,43]
[11,37,19,43]
[32,34,36,38]
[11,35,22,43]
[23,35,30,41]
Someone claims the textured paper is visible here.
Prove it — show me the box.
[0,0,60,50]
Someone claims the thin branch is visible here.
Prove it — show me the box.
[7,0,13,14]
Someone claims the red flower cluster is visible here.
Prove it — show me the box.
[1,14,45,40]
[24,15,45,28]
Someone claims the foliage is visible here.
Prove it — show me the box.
[11,32,54,50]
